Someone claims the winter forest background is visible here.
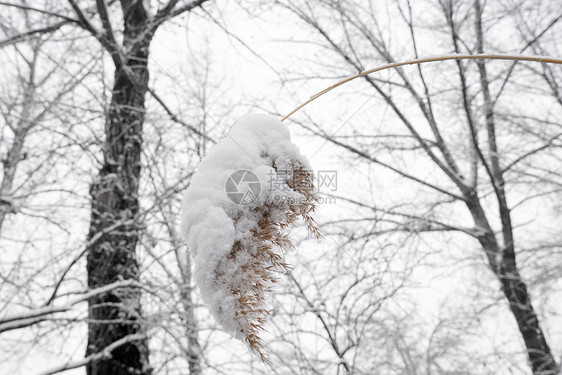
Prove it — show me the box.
[1,0,561,374]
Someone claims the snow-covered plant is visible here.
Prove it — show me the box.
[181,114,319,360]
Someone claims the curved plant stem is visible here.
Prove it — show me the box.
[281,53,562,121]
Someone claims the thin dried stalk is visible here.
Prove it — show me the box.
[281,53,562,121]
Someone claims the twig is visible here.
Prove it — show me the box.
[0,21,71,49]
[37,333,147,375]
[147,87,215,142]
[0,279,144,333]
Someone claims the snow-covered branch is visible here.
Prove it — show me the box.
[37,333,147,375]
[0,279,143,333]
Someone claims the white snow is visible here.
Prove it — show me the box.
[181,114,314,345]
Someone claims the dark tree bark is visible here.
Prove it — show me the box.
[466,194,558,375]
[85,2,153,374]
[78,0,209,372]
[499,267,557,375]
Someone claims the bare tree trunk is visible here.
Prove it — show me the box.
[179,264,203,375]
[499,266,557,374]
[0,45,37,233]
[466,194,558,375]
[0,103,31,232]
[85,3,153,374]
[471,2,558,373]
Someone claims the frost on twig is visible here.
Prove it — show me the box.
[0,279,144,334]
[181,114,320,360]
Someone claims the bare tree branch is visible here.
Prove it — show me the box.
[37,334,147,375]
[0,21,70,49]
[0,280,144,333]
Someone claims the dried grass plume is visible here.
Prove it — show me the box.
[181,114,320,362]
